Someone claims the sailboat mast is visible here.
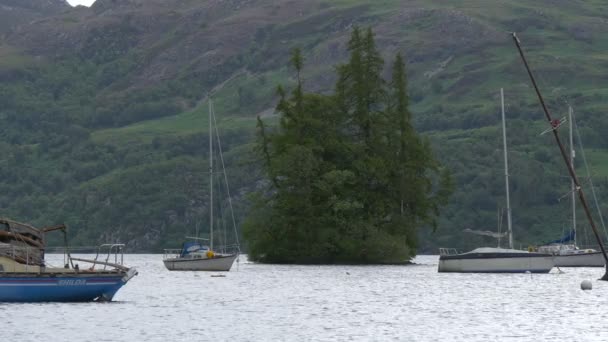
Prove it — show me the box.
[501,88,514,249]
[569,106,576,246]
[209,99,214,251]
[512,32,608,279]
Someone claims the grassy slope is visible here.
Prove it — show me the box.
[5,0,608,251]
[90,0,608,250]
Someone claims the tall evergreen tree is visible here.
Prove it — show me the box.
[244,28,452,264]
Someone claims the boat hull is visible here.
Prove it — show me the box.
[0,273,130,302]
[553,251,605,267]
[438,252,554,273]
[163,254,237,271]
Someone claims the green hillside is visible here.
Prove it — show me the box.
[1,0,608,252]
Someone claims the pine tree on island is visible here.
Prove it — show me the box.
[244,27,453,264]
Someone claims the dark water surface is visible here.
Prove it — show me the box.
[2,255,608,341]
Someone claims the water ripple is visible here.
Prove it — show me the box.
[1,255,607,341]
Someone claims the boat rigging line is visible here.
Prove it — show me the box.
[511,32,608,280]
[571,109,608,241]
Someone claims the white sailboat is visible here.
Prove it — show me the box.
[438,89,554,273]
[511,32,608,279]
[163,99,240,271]
[536,106,604,267]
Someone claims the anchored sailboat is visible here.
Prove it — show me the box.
[537,106,605,266]
[511,32,608,280]
[438,89,554,273]
[163,99,240,272]
[0,219,137,302]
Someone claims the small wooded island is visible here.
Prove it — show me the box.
[244,28,453,264]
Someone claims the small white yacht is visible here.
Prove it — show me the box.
[163,241,237,271]
[535,107,605,267]
[163,99,239,272]
[536,243,604,267]
[438,247,554,273]
[438,89,554,273]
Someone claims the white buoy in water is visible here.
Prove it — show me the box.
[581,280,592,290]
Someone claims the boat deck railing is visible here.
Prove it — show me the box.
[69,244,128,271]
[7,243,131,271]
[577,244,602,250]
[163,249,182,260]
[439,248,461,256]
[95,244,126,267]
[163,243,240,260]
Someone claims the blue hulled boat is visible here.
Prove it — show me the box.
[0,219,137,302]
[0,271,136,302]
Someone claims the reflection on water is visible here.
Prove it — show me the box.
[1,255,608,341]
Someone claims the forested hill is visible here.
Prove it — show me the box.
[1,0,608,252]
[0,0,69,32]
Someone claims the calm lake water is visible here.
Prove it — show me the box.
[2,254,608,341]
